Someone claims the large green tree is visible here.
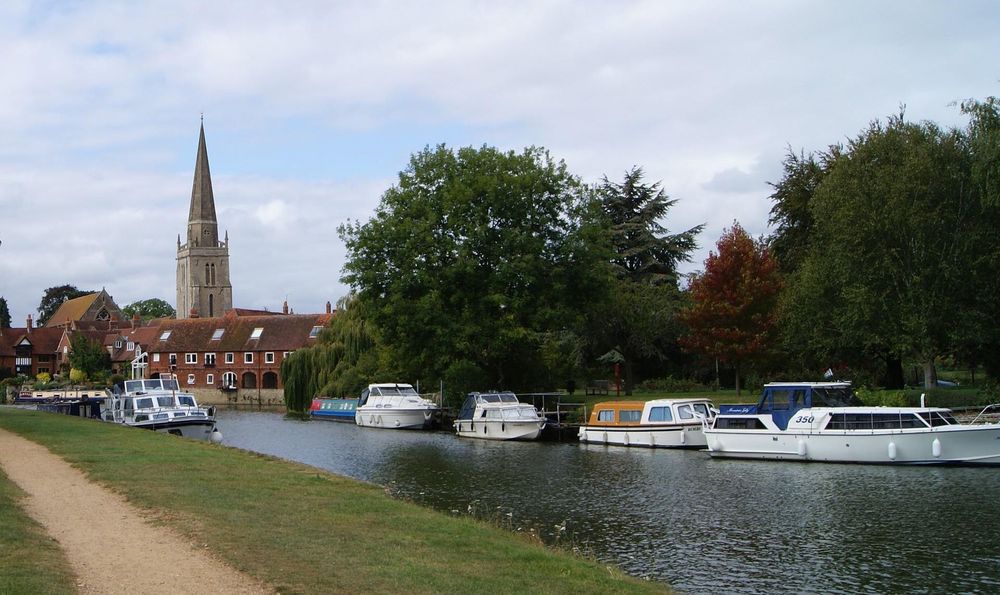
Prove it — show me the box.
[767,148,833,274]
[122,298,176,322]
[679,223,781,395]
[339,144,606,399]
[0,296,10,328]
[68,333,111,380]
[37,285,92,326]
[591,167,702,393]
[782,112,986,388]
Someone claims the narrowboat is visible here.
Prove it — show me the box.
[309,397,358,422]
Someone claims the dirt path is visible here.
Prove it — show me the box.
[0,428,273,595]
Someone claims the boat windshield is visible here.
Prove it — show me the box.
[372,385,418,397]
[811,386,863,407]
[156,396,175,407]
[480,393,518,403]
[178,395,197,407]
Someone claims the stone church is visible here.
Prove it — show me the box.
[176,122,233,319]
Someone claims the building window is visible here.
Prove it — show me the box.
[127,341,135,351]
[309,325,322,338]
[185,353,197,364]
[205,353,216,365]
[250,327,264,340]
[244,352,253,364]
[115,339,122,349]
[153,353,160,363]
[160,330,172,341]
[212,328,224,341]
[169,353,177,366]
[265,352,275,364]
[222,372,236,389]
[206,373,214,385]
[283,351,291,358]
[187,374,196,385]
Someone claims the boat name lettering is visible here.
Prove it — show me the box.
[794,415,815,424]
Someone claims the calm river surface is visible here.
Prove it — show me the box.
[218,410,1000,593]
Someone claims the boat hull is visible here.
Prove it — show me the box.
[355,408,433,429]
[579,423,707,448]
[706,425,1000,464]
[310,398,358,422]
[454,419,544,441]
[126,418,219,441]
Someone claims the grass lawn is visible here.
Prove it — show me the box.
[0,467,77,595]
[0,408,667,594]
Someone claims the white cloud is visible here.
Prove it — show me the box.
[1,0,998,321]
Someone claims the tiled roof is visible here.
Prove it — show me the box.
[0,327,64,355]
[106,326,161,362]
[45,293,99,327]
[149,313,331,353]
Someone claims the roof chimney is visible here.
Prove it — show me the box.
[282,300,289,315]
[326,301,332,314]
[189,307,199,319]
[26,315,33,332]
[132,312,141,329]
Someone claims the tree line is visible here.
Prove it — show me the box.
[278,96,1000,411]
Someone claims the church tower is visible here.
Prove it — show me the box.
[176,121,233,319]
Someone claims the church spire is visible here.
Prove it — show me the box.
[187,121,218,247]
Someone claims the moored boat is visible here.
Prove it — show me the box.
[704,381,1000,464]
[355,383,438,429]
[102,375,222,442]
[309,397,358,422]
[578,398,715,448]
[454,392,546,441]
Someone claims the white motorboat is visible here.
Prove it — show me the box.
[355,383,438,429]
[102,375,222,442]
[454,392,546,441]
[578,398,715,448]
[704,381,1000,464]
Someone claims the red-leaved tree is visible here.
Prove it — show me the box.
[679,223,781,395]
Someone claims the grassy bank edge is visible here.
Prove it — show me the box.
[0,408,667,595]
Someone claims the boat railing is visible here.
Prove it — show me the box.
[967,403,1000,425]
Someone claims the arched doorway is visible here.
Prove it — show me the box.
[262,371,278,389]
[241,372,257,389]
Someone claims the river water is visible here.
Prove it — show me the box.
[218,410,1000,593]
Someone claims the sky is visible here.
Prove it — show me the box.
[0,0,998,322]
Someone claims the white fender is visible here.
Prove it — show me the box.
[888,441,897,460]
[932,438,942,458]
[602,431,608,444]
[623,433,630,446]
[797,439,807,456]
[680,429,686,445]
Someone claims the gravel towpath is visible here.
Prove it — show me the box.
[0,428,273,595]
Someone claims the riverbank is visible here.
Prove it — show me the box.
[0,408,666,594]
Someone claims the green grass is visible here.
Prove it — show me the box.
[0,408,666,594]
[0,467,77,595]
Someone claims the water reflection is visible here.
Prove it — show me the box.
[218,410,1000,593]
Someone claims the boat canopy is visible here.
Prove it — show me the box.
[754,383,863,430]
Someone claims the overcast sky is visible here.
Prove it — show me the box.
[0,1,997,322]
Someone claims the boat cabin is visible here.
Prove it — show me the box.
[456,392,540,422]
[358,383,419,407]
[586,399,713,427]
[719,382,864,430]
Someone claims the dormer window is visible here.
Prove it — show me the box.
[309,326,322,338]
[250,327,264,340]
[211,328,225,341]
[115,340,122,349]
[127,341,135,351]
[160,330,172,341]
